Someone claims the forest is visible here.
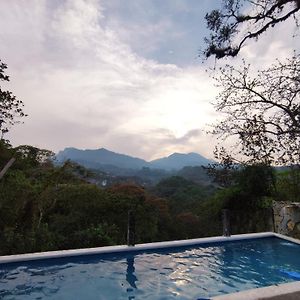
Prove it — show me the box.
[1,0,299,255]
[1,139,299,255]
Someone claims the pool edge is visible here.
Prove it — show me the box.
[0,232,274,264]
[212,281,300,300]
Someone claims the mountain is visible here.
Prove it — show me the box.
[55,147,214,173]
[149,152,213,170]
[56,147,148,170]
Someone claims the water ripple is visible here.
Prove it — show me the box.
[1,238,300,299]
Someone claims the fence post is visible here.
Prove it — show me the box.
[222,209,231,236]
[127,210,135,246]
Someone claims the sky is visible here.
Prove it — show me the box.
[0,0,299,160]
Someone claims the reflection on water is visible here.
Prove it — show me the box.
[126,257,137,289]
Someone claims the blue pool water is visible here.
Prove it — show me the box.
[1,237,300,299]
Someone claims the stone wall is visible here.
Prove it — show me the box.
[273,201,300,239]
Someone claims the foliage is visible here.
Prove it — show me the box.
[0,139,14,165]
[276,166,300,202]
[195,190,226,236]
[204,0,300,59]
[14,145,54,165]
[2,141,294,255]
[0,142,223,255]
[0,142,172,254]
[212,55,300,165]
[176,166,213,185]
[152,176,216,214]
[204,147,240,187]
[217,163,276,208]
[206,163,276,234]
[237,164,276,198]
[0,60,26,138]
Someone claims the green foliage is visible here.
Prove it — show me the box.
[1,140,285,255]
[237,164,275,198]
[208,163,276,234]
[0,141,223,255]
[276,167,300,202]
[195,191,224,237]
[175,166,212,185]
[151,176,220,238]
[153,176,216,214]
[214,164,275,210]
[0,142,174,254]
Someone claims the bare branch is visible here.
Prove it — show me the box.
[211,54,300,164]
[204,0,300,59]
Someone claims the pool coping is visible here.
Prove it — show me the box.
[1,232,300,299]
[0,231,276,264]
[212,281,300,300]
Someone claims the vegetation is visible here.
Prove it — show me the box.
[276,167,300,202]
[1,3,299,256]
[1,135,285,255]
[0,140,221,255]
[204,0,300,225]
[203,1,300,239]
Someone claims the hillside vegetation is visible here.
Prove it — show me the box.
[2,140,299,255]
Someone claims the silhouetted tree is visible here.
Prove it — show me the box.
[204,0,300,59]
[212,54,300,165]
[203,147,239,188]
[0,60,26,138]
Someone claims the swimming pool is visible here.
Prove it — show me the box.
[1,233,300,299]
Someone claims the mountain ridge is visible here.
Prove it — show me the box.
[56,147,148,170]
[56,147,214,171]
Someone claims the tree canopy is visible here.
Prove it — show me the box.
[212,54,300,165]
[0,60,26,139]
[204,0,300,59]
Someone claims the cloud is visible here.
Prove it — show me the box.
[100,0,222,66]
[1,0,297,161]
[1,0,218,160]
[101,128,216,160]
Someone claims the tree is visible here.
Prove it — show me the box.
[237,164,276,198]
[0,60,26,138]
[276,167,300,201]
[204,0,300,59]
[204,147,239,188]
[14,145,54,166]
[212,54,300,165]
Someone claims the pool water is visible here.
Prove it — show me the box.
[1,237,300,299]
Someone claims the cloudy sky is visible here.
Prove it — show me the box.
[0,0,298,160]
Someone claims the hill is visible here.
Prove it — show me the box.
[56,147,148,170]
[150,152,213,170]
